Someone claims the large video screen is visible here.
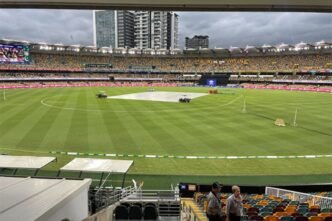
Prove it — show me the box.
[206,79,217,87]
[0,44,30,64]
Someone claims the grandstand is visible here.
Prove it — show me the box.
[0,39,332,91]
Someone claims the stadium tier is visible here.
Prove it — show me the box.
[1,39,332,90]
[1,52,332,73]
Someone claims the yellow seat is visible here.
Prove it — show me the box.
[309,216,324,221]
[285,207,297,215]
[310,205,320,210]
[318,213,332,218]
[203,200,208,212]
[265,215,279,221]
[274,212,288,218]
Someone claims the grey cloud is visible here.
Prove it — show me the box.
[178,12,332,48]
[0,9,330,48]
[0,9,93,45]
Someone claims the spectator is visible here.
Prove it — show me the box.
[226,186,243,221]
[207,182,223,221]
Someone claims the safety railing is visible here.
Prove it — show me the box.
[265,186,332,208]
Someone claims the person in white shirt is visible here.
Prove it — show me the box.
[226,186,243,221]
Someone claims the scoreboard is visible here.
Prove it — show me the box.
[198,74,230,86]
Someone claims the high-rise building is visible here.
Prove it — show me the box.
[134,11,178,49]
[167,12,179,50]
[185,35,209,49]
[117,11,135,48]
[93,10,135,48]
[134,11,151,49]
[94,10,178,49]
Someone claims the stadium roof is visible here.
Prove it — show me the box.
[2,38,332,56]
[0,0,331,12]
[60,158,134,174]
[0,155,56,169]
[0,177,91,221]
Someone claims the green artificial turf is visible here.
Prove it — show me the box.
[0,87,331,189]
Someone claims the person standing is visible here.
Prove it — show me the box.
[226,186,243,221]
[207,182,222,221]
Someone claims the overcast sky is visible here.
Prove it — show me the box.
[0,9,331,48]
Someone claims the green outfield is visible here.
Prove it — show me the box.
[0,86,331,189]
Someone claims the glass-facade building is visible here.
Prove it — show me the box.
[94,10,135,48]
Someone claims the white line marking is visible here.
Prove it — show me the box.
[186,156,198,159]
[227,156,238,159]
[1,146,332,160]
[267,156,278,159]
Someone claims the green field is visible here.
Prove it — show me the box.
[0,87,331,189]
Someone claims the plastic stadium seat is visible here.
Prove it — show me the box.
[256,205,265,210]
[297,209,309,214]
[245,204,253,208]
[133,202,143,208]
[144,205,158,220]
[264,215,279,221]
[298,206,309,210]
[290,201,300,205]
[249,208,260,213]
[261,207,274,213]
[114,205,129,220]
[249,215,264,221]
[260,212,273,217]
[121,202,130,208]
[280,216,295,221]
[295,216,309,221]
[274,207,286,213]
[282,199,292,204]
[274,212,288,218]
[204,200,209,212]
[324,217,332,221]
[322,209,332,213]
[287,206,298,209]
[310,206,320,210]
[309,216,324,221]
[319,214,332,218]
[145,203,156,208]
[129,205,143,220]
[277,205,286,209]
[292,213,303,217]
[286,208,297,215]
[305,212,318,217]
[310,208,321,213]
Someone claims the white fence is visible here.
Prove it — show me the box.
[265,187,332,208]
